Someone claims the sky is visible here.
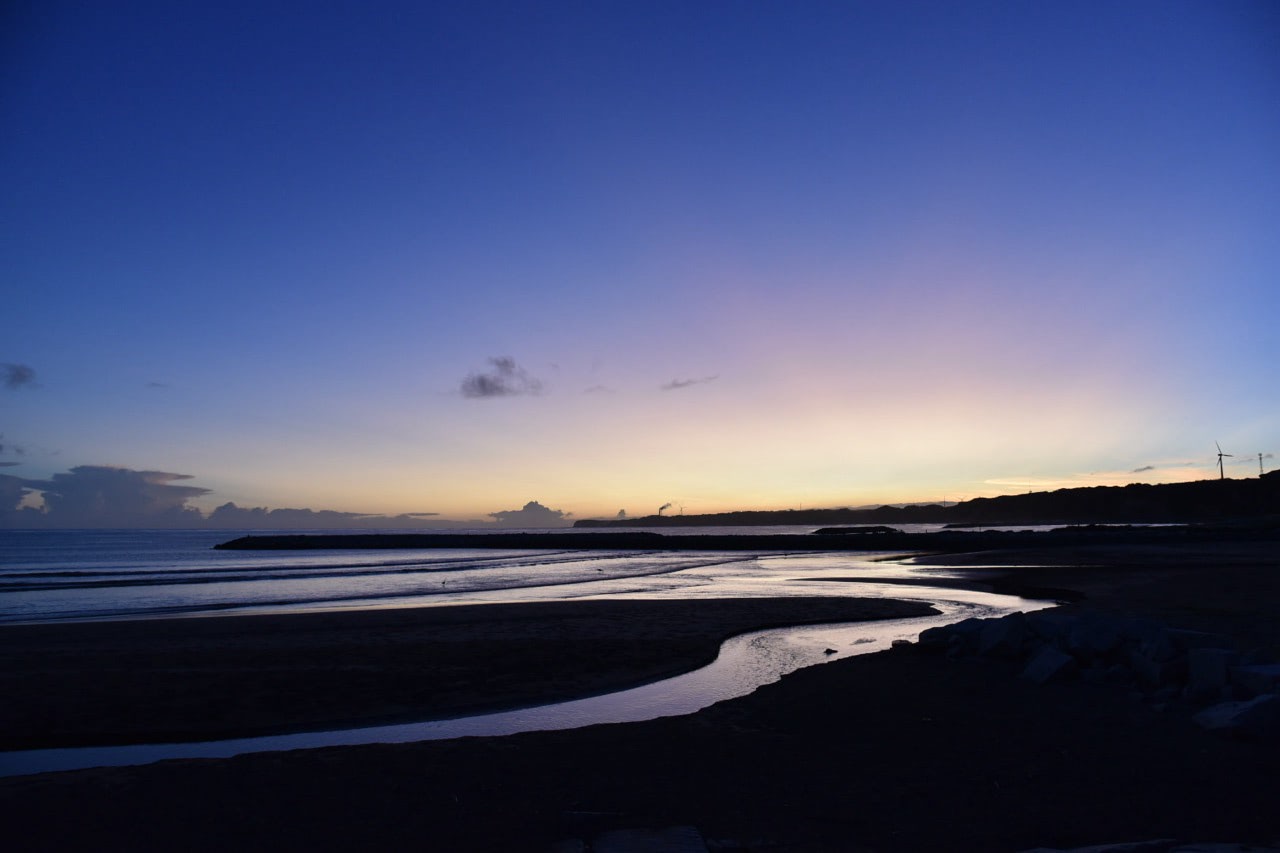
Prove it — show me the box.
[2,1,1278,527]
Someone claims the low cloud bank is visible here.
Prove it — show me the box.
[489,500,571,528]
[1,465,568,531]
[6,466,209,528]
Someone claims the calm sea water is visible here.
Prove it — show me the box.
[0,526,971,624]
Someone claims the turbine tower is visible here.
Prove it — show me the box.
[1216,441,1233,480]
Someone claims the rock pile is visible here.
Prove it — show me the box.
[915,608,1280,740]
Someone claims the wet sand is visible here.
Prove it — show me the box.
[2,541,1278,851]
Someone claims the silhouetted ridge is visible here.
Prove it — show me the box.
[574,473,1280,528]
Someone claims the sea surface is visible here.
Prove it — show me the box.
[0,525,979,624]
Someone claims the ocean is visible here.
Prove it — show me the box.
[1,525,968,624]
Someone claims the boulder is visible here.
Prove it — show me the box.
[978,612,1028,659]
[1024,609,1076,644]
[593,826,709,853]
[1126,647,1185,689]
[1230,663,1280,698]
[1193,693,1280,739]
[1187,648,1240,698]
[1066,615,1123,660]
[1021,646,1078,685]
[1169,629,1235,652]
[1132,624,1179,664]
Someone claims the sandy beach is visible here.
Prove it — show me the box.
[1,541,1277,851]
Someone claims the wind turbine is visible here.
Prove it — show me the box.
[1216,442,1233,480]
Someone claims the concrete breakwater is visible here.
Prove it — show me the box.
[914,608,1280,739]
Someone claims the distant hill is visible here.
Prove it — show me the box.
[573,472,1280,528]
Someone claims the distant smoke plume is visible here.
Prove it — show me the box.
[2,363,36,390]
[461,357,544,398]
[658,502,673,515]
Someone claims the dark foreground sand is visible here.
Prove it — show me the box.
[1,542,1278,852]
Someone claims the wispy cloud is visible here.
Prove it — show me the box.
[2,363,36,390]
[460,357,544,399]
[661,375,718,391]
[584,384,614,395]
[1131,465,1155,473]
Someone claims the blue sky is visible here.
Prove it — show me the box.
[3,1,1278,525]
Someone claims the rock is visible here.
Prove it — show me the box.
[916,625,953,652]
[978,612,1028,659]
[1133,625,1180,664]
[1021,646,1078,685]
[1066,615,1123,659]
[1126,647,1185,689]
[593,826,709,853]
[1193,693,1280,739]
[1187,648,1240,699]
[1230,663,1280,698]
[1018,839,1177,852]
[1024,609,1076,644]
[1169,629,1235,652]
[548,841,588,853]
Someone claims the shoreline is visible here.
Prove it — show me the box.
[2,541,1278,850]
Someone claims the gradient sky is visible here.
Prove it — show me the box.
[3,1,1278,524]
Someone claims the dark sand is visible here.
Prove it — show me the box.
[2,542,1278,851]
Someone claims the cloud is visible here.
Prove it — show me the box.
[204,503,448,530]
[460,357,545,398]
[2,363,36,390]
[0,462,18,468]
[661,375,718,391]
[489,500,571,528]
[1131,465,1155,473]
[9,466,211,527]
[584,385,614,395]
[0,475,29,516]
[0,464,459,529]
